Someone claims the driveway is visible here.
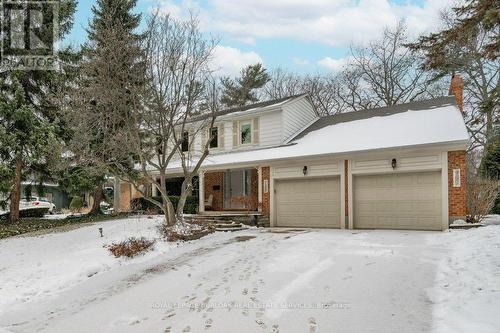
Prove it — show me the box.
[1,223,447,333]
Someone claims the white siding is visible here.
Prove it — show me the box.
[223,121,232,151]
[259,110,283,147]
[282,97,318,142]
[183,96,316,157]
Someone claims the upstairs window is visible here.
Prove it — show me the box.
[181,131,189,152]
[240,122,252,145]
[210,127,218,148]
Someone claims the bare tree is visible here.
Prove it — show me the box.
[263,69,349,116]
[263,22,445,115]
[116,12,218,226]
[467,175,500,223]
[444,17,499,151]
[344,21,444,110]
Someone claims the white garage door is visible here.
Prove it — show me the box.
[276,177,341,228]
[354,171,442,231]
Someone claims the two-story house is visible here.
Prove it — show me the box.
[118,75,469,231]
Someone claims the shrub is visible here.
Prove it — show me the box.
[20,207,49,218]
[0,207,49,220]
[158,222,214,242]
[493,193,500,215]
[107,237,155,258]
[467,176,500,223]
[69,196,84,213]
[130,196,198,214]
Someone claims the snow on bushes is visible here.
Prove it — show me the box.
[158,220,214,242]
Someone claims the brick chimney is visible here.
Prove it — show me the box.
[449,74,464,113]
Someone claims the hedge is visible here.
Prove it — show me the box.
[0,207,49,220]
[130,196,198,214]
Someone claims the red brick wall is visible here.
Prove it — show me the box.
[120,183,132,211]
[261,167,270,216]
[250,169,258,210]
[204,171,224,211]
[448,150,467,219]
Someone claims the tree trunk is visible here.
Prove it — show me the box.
[89,183,103,215]
[158,171,176,226]
[8,157,23,223]
[165,200,176,226]
[176,177,191,220]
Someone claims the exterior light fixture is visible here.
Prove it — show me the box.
[391,158,397,170]
[303,166,308,175]
[99,227,103,237]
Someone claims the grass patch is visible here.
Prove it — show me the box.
[0,213,132,240]
[107,237,155,258]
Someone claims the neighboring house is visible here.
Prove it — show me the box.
[118,75,469,231]
[21,182,71,210]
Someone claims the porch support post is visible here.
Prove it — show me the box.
[199,170,205,213]
[257,166,263,212]
[152,179,158,197]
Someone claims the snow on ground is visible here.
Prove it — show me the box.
[40,213,85,220]
[0,216,499,332]
[0,216,165,310]
[429,215,500,333]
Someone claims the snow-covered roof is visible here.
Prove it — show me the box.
[199,96,468,168]
[190,93,308,122]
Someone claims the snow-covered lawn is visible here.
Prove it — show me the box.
[0,216,499,333]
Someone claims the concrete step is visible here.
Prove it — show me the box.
[214,222,243,229]
[216,226,248,232]
[184,214,269,228]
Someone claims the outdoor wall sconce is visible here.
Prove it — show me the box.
[303,166,308,175]
[391,158,397,170]
[99,227,103,237]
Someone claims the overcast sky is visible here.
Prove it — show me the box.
[66,0,453,76]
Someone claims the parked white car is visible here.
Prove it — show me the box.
[20,197,56,214]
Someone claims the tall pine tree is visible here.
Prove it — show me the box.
[0,0,77,222]
[221,63,270,107]
[69,0,145,214]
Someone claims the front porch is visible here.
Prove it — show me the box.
[198,167,271,218]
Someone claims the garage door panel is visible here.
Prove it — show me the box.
[354,171,442,231]
[276,177,341,228]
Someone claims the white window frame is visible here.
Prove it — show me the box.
[209,126,219,149]
[239,121,252,145]
[453,169,461,188]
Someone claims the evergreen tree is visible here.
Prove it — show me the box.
[480,127,500,179]
[221,64,270,107]
[408,1,499,148]
[480,125,500,214]
[413,0,499,62]
[69,0,145,214]
[0,0,77,222]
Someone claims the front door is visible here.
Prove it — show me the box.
[224,170,251,209]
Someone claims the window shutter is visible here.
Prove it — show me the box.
[175,131,181,150]
[219,125,225,148]
[233,121,239,147]
[252,118,259,144]
[201,128,207,150]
